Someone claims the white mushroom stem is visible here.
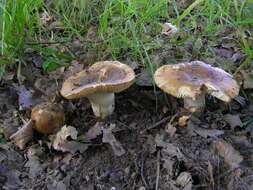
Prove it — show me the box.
[87,92,115,119]
[184,93,205,113]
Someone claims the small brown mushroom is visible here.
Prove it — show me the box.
[154,61,240,113]
[31,102,65,134]
[60,61,135,118]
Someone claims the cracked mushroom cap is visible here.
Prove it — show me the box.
[60,61,135,99]
[154,61,239,102]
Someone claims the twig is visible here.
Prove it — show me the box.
[141,152,150,189]
[141,116,171,133]
[155,150,161,190]
[141,113,179,133]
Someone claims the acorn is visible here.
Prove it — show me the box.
[31,102,65,134]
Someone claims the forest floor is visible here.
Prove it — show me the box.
[0,48,253,190]
[0,1,253,190]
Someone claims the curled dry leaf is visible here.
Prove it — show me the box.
[223,114,243,130]
[214,139,243,169]
[52,125,88,154]
[84,122,103,141]
[102,124,126,156]
[10,120,34,150]
[176,172,193,190]
[187,120,224,138]
[161,22,178,36]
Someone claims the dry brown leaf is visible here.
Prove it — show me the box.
[223,114,243,129]
[15,85,44,110]
[162,22,178,36]
[85,122,103,141]
[165,123,177,137]
[187,120,224,138]
[52,125,88,154]
[214,139,243,169]
[25,145,43,178]
[241,70,253,89]
[63,60,84,79]
[102,124,125,156]
[176,172,193,190]
[10,120,34,150]
[49,21,64,31]
[136,70,153,87]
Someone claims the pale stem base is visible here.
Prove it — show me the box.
[88,93,115,119]
[184,93,205,113]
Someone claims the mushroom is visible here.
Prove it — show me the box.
[154,61,239,113]
[60,61,135,118]
[31,102,65,134]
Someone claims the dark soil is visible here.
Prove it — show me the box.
[0,64,253,190]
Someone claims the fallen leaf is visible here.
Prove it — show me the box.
[84,122,103,141]
[213,47,233,59]
[155,134,184,160]
[161,22,178,36]
[187,120,224,138]
[234,96,246,107]
[165,123,177,137]
[25,146,43,178]
[10,120,34,150]
[85,25,97,40]
[0,145,23,189]
[2,111,20,139]
[223,114,243,129]
[136,70,153,87]
[241,70,253,89]
[162,157,175,177]
[15,85,44,110]
[52,125,88,153]
[176,172,193,190]
[49,21,64,31]
[102,124,126,156]
[214,139,243,169]
[34,77,59,98]
[63,60,84,79]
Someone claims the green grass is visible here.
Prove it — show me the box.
[0,0,42,79]
[172,0,253,71]
[0,0,252,81]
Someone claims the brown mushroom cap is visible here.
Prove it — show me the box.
[60,61,135,99]
[154,61,239,102]
[31,102,65,134]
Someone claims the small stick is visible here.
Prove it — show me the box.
[141,113,178,133]
[155,150,161,190]
[141,152,150,189]
[141,116,171,133]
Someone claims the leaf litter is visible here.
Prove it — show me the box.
[52,125,88,154]
[213,139,243,169]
